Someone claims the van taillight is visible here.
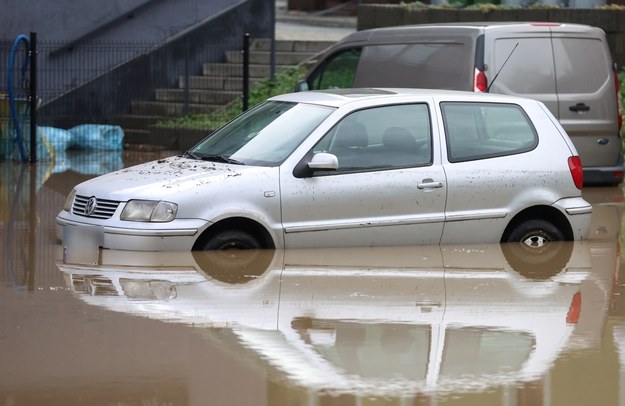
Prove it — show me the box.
[616,69,623,132]
[568,156,584,189]
[566,291,582,324]
[474,68,488,92]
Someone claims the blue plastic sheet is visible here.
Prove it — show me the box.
[68,124,124,151]
[5,124,125,161]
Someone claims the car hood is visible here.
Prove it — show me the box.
[73,156,271,201]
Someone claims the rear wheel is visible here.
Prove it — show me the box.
[201,229,262,250]
[503,219,564,249]
[502,219,570,279]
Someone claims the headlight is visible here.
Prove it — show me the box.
[63,189,77,212]
[120,200,178,222]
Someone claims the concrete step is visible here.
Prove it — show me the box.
[202,63,290,78]
[122,128,152,146]
[155,89,240,105]
[121,37,337,149]
[131,101,221,116]
[251,38,335,53]
[179,76,262,91]
[108,114,167,131]
[226,50,317,65]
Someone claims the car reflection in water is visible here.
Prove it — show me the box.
[57,240,617,399]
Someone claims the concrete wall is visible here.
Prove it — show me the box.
[357,5,625,68]
[1,0,244,42]
[0,0,273,127]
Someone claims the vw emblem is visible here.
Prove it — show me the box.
[84,197,97,216]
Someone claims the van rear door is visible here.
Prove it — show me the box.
[551,30,620,169]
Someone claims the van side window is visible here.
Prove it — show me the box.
[441,102,537,163]
[312,104,432,174]
[356,43,473,90]
[308,48,361,90]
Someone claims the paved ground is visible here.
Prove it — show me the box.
[275,0,356,41]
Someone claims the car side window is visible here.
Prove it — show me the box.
[308,48,361,90]
[312,103,432,174]
[441,102,537,163]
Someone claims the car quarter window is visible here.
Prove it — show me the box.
[312,103,432,174]
[441,102,538,163]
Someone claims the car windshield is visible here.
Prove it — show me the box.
[187,101,335,166]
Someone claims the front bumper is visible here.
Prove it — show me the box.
[56,211,207,251]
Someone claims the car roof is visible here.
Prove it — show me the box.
[269,88,535,108]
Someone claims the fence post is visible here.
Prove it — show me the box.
[183,37,190,115]
[29,32,37,163]
[242,32,250,112]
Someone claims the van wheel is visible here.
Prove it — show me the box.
[503,219,564,248]
[202,230,261,250]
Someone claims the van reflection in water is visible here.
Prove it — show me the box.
[57,240,616,398]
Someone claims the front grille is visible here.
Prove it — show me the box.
[72,195,120,219]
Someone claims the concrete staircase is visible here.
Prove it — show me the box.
[118,38,335,149]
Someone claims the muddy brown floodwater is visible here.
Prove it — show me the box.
[1,151,624,406]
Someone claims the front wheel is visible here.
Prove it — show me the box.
[503,219,565,248]
[201,229,262,250]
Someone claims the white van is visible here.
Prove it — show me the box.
[296,22,624,186]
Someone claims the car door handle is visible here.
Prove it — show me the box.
[569,103,590,113]
[417,179,443,189]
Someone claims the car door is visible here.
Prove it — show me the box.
[438,100,544,245]
[279,102,447,249]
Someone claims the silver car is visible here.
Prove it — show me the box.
[56,88,592,251]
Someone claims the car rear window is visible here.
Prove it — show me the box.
[441,102,538,163]
[354,43,474,90]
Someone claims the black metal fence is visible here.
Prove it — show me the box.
[1,34,250,161]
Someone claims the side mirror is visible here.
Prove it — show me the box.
[295,79,309,92]
[308,153,338,171]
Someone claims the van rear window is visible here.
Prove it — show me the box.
[354,43,474,90]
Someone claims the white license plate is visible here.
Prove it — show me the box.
[63,225,103,265]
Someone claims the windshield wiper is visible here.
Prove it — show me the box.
[200,154,245,165]
[184,151,201,160]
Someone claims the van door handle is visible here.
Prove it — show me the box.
[417,179,443,189]
[569,103,590,113]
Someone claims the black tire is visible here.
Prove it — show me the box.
[201,229,262,250]
[503,219,565,248]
